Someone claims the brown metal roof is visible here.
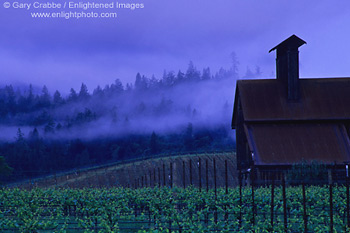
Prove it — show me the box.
[246,123,350,165]
[235,78,350,122]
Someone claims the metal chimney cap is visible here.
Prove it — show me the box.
[269,35,306,53]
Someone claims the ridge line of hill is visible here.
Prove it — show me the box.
[9,150,236,188]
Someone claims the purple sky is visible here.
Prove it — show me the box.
[1,0,350,92]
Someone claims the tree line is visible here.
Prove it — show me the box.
[0,60,237,120]
[0,61,237,183]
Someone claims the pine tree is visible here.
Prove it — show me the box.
[230,51,239,78]
[112,79,124,93]
[53,90,63,105]
[15,128,24,142]
[185,61,201,81]
[5,85,16,114]
[27,84,34,105]
[39,85,51,107]
[29,128,40,141]
[0,156,12,183]
[68,88,78,101]
[79,83,90,100]
[176,70,185,84]
[201,67,211,80]
[93,85,104,98]
[150,132,158,154]
[135,73,142,90]
[184,123,194,151]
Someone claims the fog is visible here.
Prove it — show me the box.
[0,66,240,142]
[50,78,235,140]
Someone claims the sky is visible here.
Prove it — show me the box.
[1,0,350,93]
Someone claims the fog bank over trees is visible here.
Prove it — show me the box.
[0,60,247,141]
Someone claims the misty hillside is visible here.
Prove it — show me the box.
[0,62,239,184]
[0,62,237,140]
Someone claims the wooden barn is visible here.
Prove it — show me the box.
[232,35,350,184]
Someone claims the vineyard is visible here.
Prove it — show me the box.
[1,184,350,232]
[10,153,236,189]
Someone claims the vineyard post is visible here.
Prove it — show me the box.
[214,158,218,224]
[224,160,228,221]
[95,171,98,186]
[148,207,151,228]
[199,158,202,192]
[345,162,350,229]
[330,178,334,233]
[190,159,193,186]
[153,168,156,187]
[158,167,161,188]
[225,160,228,195]
[302,182,307,233]
[239,169,242,228]
[104,169,107,187]
[214,158,217,199]
[282,176,287,232]
[169,219,172,233]
[170,162,173,188]
[149,171,152,187]
[183,161,186,188]
[251,165,255,226]
[54,172,57,186]
[270,174,275,229]
[163,163,166,186]
[205,205,209,225]
[206,159,209,192]
[169,197,173,233]
[347,174,350,228]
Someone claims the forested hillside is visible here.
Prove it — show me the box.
[0,62,239,183]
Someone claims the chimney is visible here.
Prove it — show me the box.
[269,35,306,101]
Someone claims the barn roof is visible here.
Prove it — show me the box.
[245,123,350,165]
[232,77,350,165]
[233,77,350,124]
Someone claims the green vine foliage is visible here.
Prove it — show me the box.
[0,186,348,232]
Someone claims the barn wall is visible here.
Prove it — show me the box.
[236,98,252,170]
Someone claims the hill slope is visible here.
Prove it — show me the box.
[14,152,237,189]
